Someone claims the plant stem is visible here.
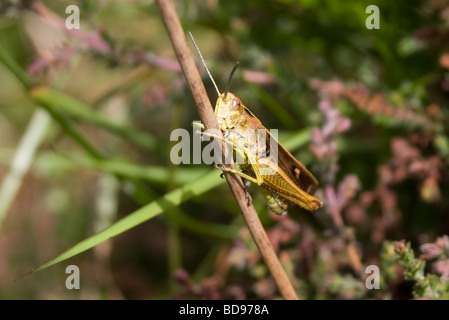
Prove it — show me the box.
[0,45,33,90]
[156,0,298,300]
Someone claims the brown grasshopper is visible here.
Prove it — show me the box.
[190,33,322,215]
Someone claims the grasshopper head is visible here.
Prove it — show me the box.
[215,92,244,131]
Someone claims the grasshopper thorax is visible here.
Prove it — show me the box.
[215,92,244,131]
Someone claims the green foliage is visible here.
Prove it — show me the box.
[1,0,449,299]
[382,240,449,299]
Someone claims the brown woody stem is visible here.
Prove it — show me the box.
[156,0,298,300]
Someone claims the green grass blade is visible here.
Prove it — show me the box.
[280,127,313,151]
[0,44,33,89]
[36,153,238,238]
[30,87,160,152]
[64,154,209,185]
[0,109,51,228]
[31,170,224,273]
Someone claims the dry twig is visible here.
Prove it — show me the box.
[156,0,298,300]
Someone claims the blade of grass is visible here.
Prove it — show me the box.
[280,126,313,151]
[0,29,239,259]
[0,109,51,228]
[29,169,226,273]
[36,152,239,239]
[30,87,161,152]
[0,44,33,89]
[30,110,236,240]
[62,153,209,186]
[66,154,238,238]
[43,105,103,159]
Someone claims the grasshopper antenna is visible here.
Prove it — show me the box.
[224,61,239,100]
[188,32,221,96]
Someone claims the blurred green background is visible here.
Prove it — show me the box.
[0,0,448,299]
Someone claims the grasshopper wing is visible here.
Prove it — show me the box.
[265,126,318,194]
[243,107,319,195]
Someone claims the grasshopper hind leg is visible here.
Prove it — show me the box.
[259,186,289,216]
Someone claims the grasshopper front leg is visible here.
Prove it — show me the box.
[194,123,264,185]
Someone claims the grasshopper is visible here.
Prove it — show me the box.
[189,33,322,215]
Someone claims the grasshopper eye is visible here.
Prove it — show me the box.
[230,98,240,111]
